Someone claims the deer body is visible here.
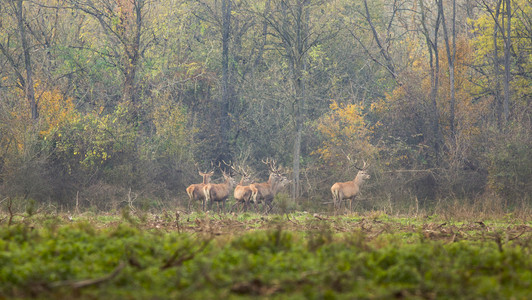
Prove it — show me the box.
[186,170,214,210]
[203,173,236,212]
[233,176,254,211]
[250,173,290,212]
[331,170,370,211]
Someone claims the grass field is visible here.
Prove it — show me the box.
[1,209,531,299]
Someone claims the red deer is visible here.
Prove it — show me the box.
[331,161,370,211]
[186,166,214,211]
[232,166,254,212]
[249,159,289,212]
[203,168,237,212]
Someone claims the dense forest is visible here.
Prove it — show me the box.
[0,0,530,213]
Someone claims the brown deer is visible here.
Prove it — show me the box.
[249,158,289,212]
[331,161,370,211]
[203,167,237,212]
[186,165,214,211]
[232,166,255,212]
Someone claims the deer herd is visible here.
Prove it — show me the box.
[186,159,370,213]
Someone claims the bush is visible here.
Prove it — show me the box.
[486,125,532,205]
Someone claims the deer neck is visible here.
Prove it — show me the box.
[270,180,280,194]
[225,177,235,189]
[353,172,366,186]
[267,173,276,185]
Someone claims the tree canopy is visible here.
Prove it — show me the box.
[0,0,530,211]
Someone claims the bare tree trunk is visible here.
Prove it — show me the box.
[253,0,271,73]
[15,0,38,120]
[363,0,397,81]
[492,0,503,126]
[290,1,308,199]
[439,0,456,139]
[120,0,143,112]
[219,0,233,163]
[419,0,442,154]
[503,0,511,122]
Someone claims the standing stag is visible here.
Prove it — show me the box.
[232,166,254,212]
[186,165,214,211]
[250,158,289,213]
[331,161,370,211]
[203,164,237,212]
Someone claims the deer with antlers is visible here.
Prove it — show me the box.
[249,158,289,213]
[331,161,370,212]
[203,162,237,212]
[186,164,214,211]
[232,166,255,212]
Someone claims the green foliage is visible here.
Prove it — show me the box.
[54,103,135,170]
[486,126,532,202]
[0,216,531,299]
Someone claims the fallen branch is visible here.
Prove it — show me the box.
[160,240,211,270]
[509,228,529,241]
[285,214,298,224]
[50,262,125,289]
[313,214,329,221]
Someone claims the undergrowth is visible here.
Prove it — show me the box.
[0,211,531,299]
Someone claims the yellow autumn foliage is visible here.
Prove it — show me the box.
[314,100,376,164]
[38,86,78,138]
[470,0,532,105]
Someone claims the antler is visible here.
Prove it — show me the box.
[237,165,251,178]
[197,162,215,175]
[222,160,239,176]
[262,158,283,174]
[354,160,368,171]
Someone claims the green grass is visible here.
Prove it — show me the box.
[0,211,531,299]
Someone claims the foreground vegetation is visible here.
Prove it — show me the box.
[1,210,531,299]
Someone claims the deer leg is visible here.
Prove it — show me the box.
[230,201,238,213]
[187,196,192,213]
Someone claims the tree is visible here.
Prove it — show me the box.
[68,0,150,114]
[258,0,337,198]
[418,0,443,153]
[220,0,233,163]
[0,0,38,120]
[503,0,511,122]
[439,0,457,138]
